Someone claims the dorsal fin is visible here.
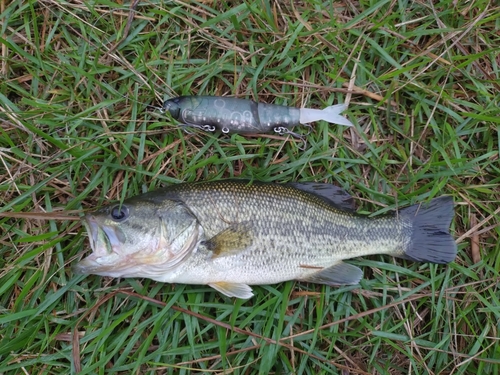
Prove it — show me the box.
[288,182,356,212]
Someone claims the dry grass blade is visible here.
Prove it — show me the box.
[0,211,82,220]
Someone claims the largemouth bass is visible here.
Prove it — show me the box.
[75,180,457,299]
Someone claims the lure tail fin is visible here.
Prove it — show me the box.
[299,104,354,127]
[400,196,457,264]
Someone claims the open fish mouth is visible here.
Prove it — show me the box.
[74,215,122,274]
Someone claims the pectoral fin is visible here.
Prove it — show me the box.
[204,223,253,258]
[209,282,254,299]
[299,262,363,285]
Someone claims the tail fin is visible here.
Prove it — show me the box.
[299,104,354,127]
[400,196,457,264]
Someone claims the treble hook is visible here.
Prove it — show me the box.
[179,122,217,134]
[273,127,308,150]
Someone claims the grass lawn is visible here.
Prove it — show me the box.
[1,0,499,374]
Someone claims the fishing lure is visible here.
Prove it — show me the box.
[161,96,353,136]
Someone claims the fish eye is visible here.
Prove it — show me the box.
[110,205,129,222]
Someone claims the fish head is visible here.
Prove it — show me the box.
[74,198,202,279]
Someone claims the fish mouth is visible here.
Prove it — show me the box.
[74,215,122,275]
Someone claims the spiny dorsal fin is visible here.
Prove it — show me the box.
[288,182,356,212]
[209,281,254,299]
[204,223,253,258]
[298,262,363,285]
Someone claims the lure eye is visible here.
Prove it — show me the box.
[162,99,181,118]
[110,205,129,222]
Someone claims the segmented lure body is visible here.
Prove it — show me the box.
[162,96,353,135]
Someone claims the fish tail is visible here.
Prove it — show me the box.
[299,104,354,127]
[400,196,457,264]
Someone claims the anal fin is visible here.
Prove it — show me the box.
[209,282,254,299]
[299,262,363,286]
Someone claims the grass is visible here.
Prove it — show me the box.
[0,0,499,373]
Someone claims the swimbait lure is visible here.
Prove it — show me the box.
[161,96,353,135]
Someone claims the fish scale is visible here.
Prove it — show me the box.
[75,180,457,299]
